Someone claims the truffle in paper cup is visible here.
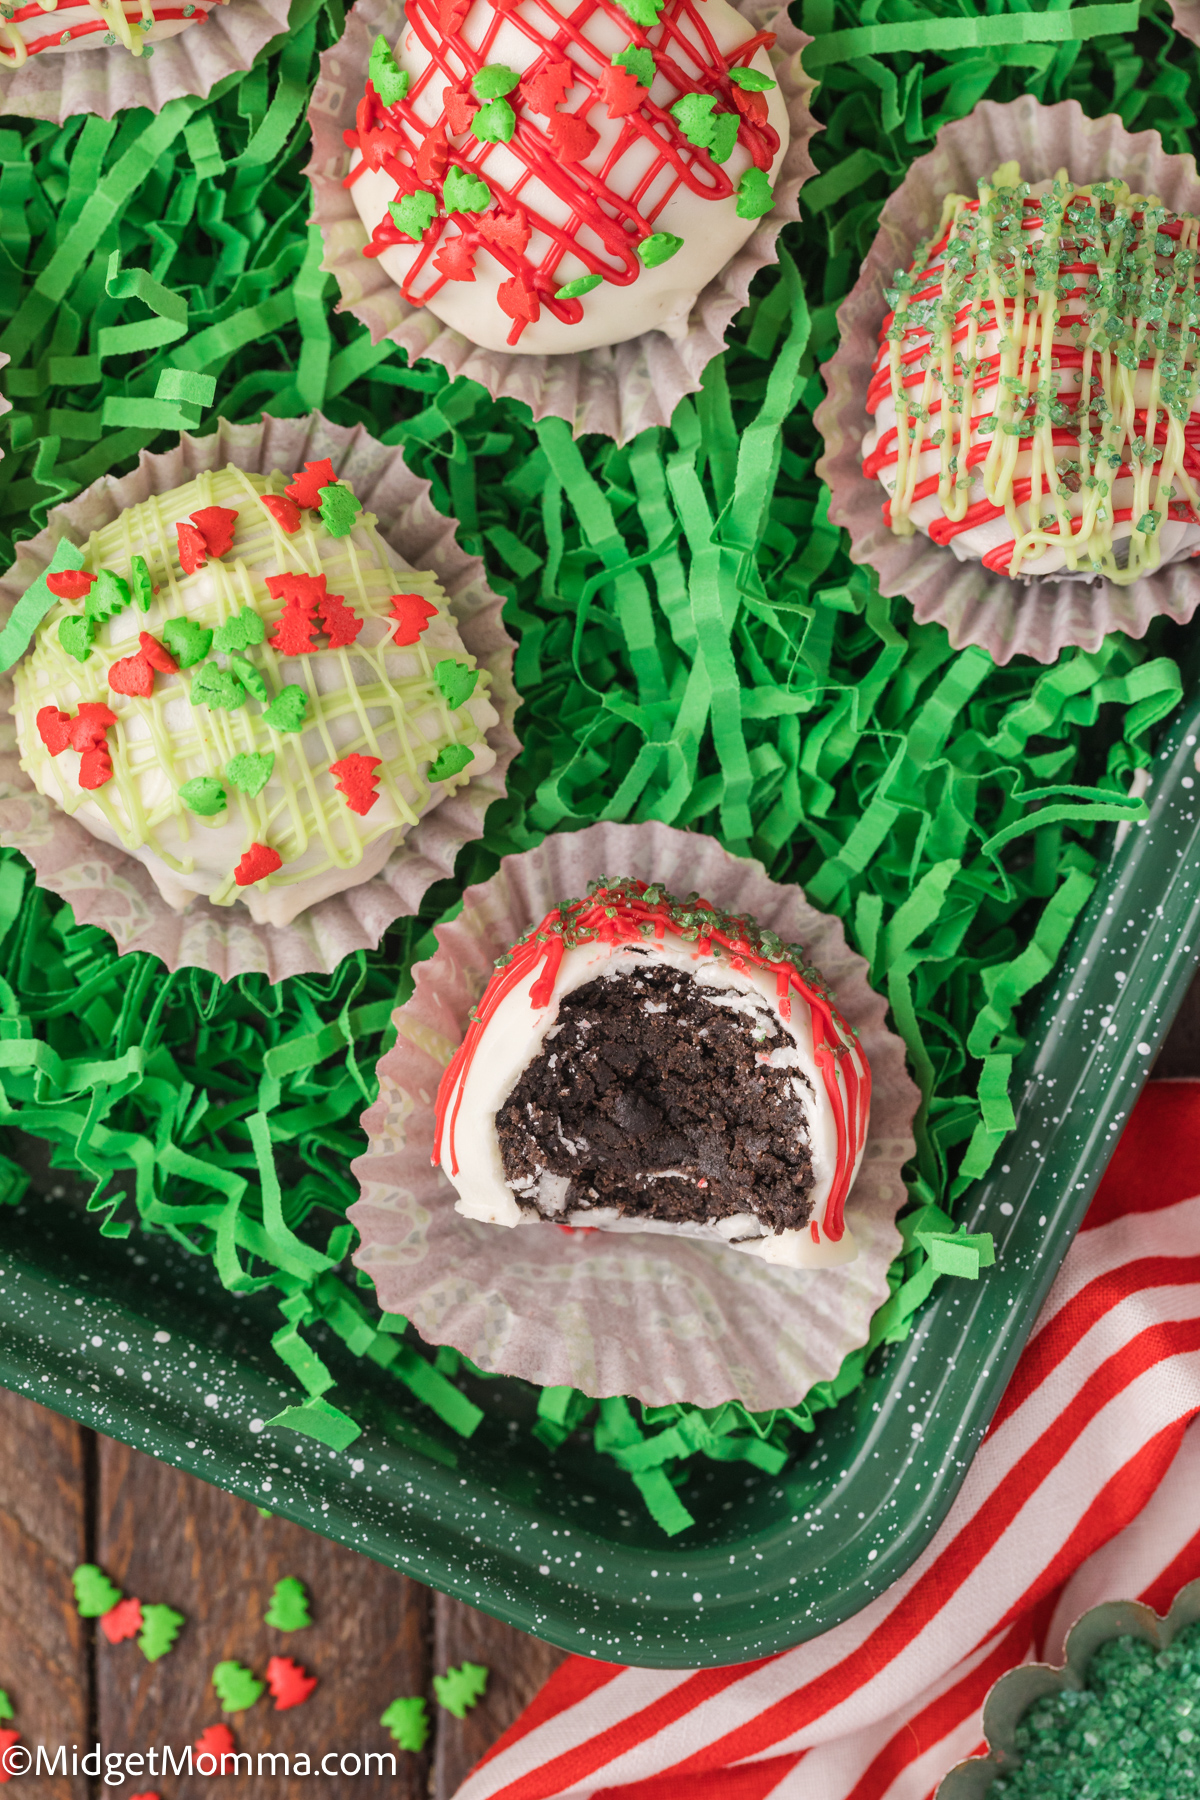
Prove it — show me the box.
[306,0,819,444]
[0,0,290,122]
[349,821,919,1411]
[935,1579,1200,1798]
[815,97,1200,667]
[0,412,520,983]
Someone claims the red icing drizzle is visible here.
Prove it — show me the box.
[432,882,870,1242]
[344,0,779,345]
[6,2,211,60]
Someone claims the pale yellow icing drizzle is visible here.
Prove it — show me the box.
[12,464,493,906]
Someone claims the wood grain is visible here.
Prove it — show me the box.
[432,1594,566,1799]
[95,1434,433,1799]
[0,1390,91,1800]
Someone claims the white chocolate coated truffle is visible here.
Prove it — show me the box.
[12,465,498,928]
[346,0,790,355]
[864,166,1200,584]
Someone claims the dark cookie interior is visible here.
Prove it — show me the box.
[495,959,816,1234]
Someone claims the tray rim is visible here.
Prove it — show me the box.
[3,692,1200,1668]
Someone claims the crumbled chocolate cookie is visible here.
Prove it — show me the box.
[495,960,816,1234]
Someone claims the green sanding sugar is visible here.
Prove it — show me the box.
[995,1626,1200,1799]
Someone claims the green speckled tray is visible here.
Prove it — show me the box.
[2,690,1200,1667]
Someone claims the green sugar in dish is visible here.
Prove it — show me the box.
[994,1624,1200,1799]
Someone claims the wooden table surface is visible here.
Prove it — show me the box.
[4,975,1200,1800]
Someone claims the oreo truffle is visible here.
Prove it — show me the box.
[344,0,790,356]
[864,164,1200,583]
[434,879,871,1267]
[11,459,498,926]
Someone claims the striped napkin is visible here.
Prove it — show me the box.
[455,1079,1200,1800]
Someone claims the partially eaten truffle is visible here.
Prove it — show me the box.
[434,879,871,1267]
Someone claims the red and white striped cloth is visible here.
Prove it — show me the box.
[455,1080,1200,1800]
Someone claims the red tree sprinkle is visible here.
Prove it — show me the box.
[546,113,600,162]
[434,236,476,282]
[415,127,449,184]
[69,703,117,749]
[270,608,320,656]
[266,571,324,655]
[520,58,571,115]
[78,745,114,790]
[266,1656,318,1711]
[0,1729,20,1784]
[732,85,769,123]
[176,522,208,574]
[598,63,646,119]
[389,592,438,644]
[317,591,364,648]
[284,460,338,509]
[128,1792,162,1799]
[100,1597,144,1645]
[138,632,179,674]
[444,89,478,133]
[265,572,326,610]
[189,506,239,558]
[195,1724,236,1765]
[108,653,154,699]
[235,843,283,886]
[36,706,73,756]
[438,0,469,32]
[46,569,95,602]
[498,274,540,324]
[477,209,530,254]
[261,493,303,534]
[330,753,382,815]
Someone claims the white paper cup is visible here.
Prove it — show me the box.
[0,0,290,121]
[0,410,520,982]
[349,820,919,1410]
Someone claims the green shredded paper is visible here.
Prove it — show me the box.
[0,0,1197,1537]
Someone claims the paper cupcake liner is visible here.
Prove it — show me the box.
[0,0,291,122]
[306,0,820,445]
[0,411,520,983]
[349,821,919,1411]
[814,97,1200,668]
[1170,0,1200,49]
[935,1579,1200,1798]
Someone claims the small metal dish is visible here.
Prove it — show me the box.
[936,1579,1200,1797]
